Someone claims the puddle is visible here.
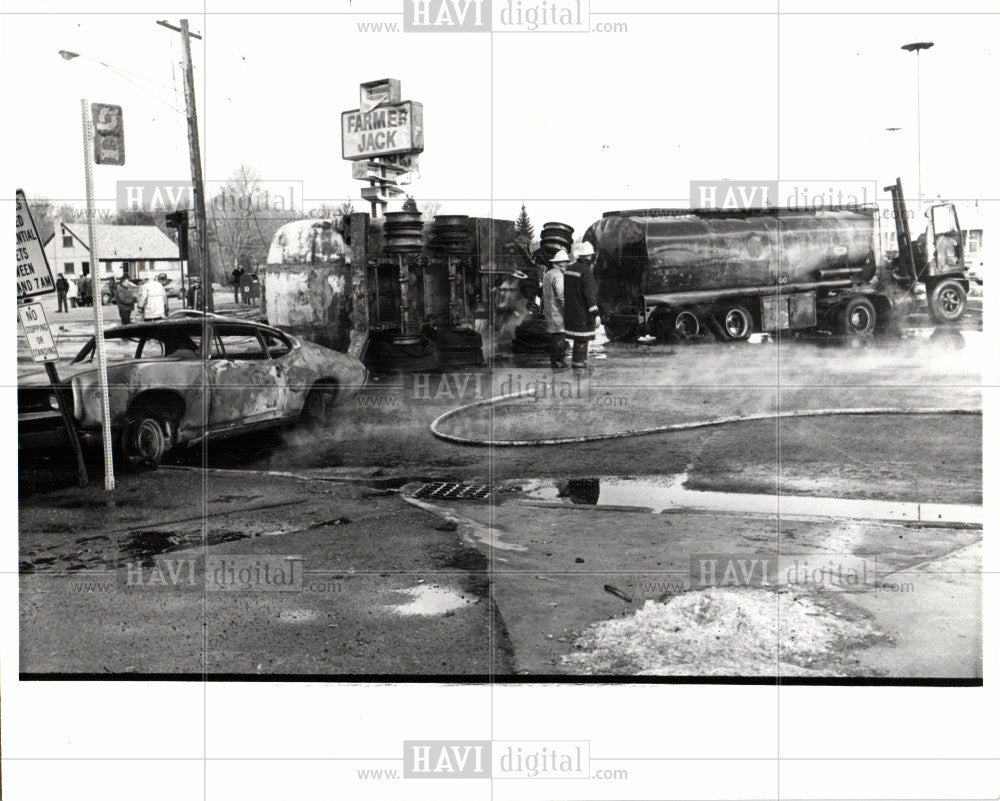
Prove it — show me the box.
[118,528,251,568]
[384,584,478,617]
[514,475,981,524]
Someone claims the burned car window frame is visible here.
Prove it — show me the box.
[210,323,271,362]
[71,322,209,364]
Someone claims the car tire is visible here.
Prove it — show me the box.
[119,409,171,469]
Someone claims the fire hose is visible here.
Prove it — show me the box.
[430,390,979,447]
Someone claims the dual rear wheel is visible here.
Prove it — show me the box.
[649,305,753,342]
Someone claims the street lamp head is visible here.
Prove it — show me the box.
[901,42,934,52]
[58,50,80,60]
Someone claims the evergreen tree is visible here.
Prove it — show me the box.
[515,202,534,245]
[401,195,418,212]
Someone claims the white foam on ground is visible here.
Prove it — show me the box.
[562,588,887,676]
[386,585,477,617]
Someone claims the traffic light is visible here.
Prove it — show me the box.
[165,210,190,261]
[165,209,187,229]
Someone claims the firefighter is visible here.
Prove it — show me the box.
[542,248,570,369]
[564,241,600,370]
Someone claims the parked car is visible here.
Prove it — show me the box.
[18,316,367,467]
[75,276,114,306]
[158,274,184,299]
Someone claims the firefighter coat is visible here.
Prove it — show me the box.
[563,261,599,339]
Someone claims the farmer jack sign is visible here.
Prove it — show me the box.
[341,101,424,159]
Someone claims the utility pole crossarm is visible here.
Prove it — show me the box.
[156,19,203,39]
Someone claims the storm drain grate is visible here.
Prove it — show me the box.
[412,482,492,501]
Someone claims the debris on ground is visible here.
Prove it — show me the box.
[603,584,632,603]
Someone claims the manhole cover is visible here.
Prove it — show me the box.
[412,482,492,501]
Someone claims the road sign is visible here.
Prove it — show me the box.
[352,153,421,183]
[20,296,89,485]
[16,190,56,300]
[342,101,424,160]
[360,78,401,113]
[17,302,59,362]
[92,102,125,165]
[361,185,408,203]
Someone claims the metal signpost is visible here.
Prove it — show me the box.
[16,190,89,487]
[81,99,122,497]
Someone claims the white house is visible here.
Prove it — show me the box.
[43,221,183,284]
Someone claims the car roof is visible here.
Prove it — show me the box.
[104,316,289,338]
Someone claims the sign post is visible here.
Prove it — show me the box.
[81,99,119,498]
[342,79,423,217]
[16,191,88,488]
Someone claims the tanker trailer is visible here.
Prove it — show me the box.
[587,180,971,342]
[586,205,887,342]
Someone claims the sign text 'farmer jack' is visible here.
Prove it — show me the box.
[341,101,424,160]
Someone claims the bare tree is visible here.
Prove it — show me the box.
[207,165,290,276]
[23,195,79,243]
[420,200,443,222]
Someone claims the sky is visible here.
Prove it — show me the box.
[2,1,998,236]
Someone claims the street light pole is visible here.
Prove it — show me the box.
[901,41,933,211]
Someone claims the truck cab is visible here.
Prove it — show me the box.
[885,180,970,324]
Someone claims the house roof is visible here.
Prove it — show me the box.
[59,222,180,260]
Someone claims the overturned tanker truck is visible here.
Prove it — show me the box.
[586,179,971,342]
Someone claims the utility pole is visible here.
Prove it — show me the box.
[158,19,213,311]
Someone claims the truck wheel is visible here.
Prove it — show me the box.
[603,317,640,342]
[928,280,966,324]
[836,297,876,336]
[649,309,700,341]
[671,310,701,341]
[719,306,754,341]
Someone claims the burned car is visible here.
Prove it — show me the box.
[18,316,367,467]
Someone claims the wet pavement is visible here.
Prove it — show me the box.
[18,321,985,677]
